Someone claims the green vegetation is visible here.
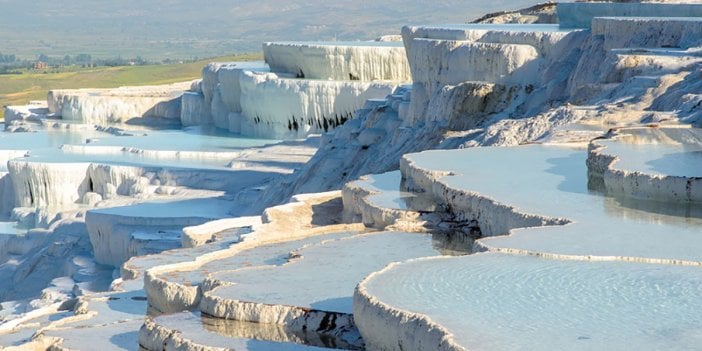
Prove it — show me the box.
[0,53,261,119]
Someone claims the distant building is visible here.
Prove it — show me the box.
[33,61,48,70]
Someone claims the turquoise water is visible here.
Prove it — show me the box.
[208,232,440,314]
[366,253,702,350]
[407,144,702,262]
[598,128,702,177]
[351,171,435,211]
[6,126,278,170]
[0,222,28,236]
[80,126,276,153]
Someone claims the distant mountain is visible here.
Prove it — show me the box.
[0,0,538,60]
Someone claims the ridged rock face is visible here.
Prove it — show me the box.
[263,42,412,82]
[238,71,397,139]
[47,83,189,124]
[403,38,540,129]
[190,43,409,137]
[3,104,49,126]
[181,92,208,127]
[649,68,702,124]
[593,17,702,50]
[195,61,270,131]
[407,39,540,88]
[420,82,527,130]
[8,160,90,209]
[401,24,569,59]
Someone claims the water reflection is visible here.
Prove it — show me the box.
[200,313,364,350]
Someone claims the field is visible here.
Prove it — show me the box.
[0,53,261,119]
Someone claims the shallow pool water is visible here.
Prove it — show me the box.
[407,144,702,263]
[153,311,353,350]
[208,232,441,314]
[597,128,702,177]
[0,222,27,236]
[78,126,277,153]
[365,253,702,350]
[352,171,435,211]
[0,126,107,150]
[167,231,354,288]
[90,198,233,219]
[6,126,279,170]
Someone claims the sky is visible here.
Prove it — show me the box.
[0,0,539,59]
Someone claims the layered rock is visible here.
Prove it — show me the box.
[239,71,397,138]
[263,41,411,81]
[188,40,411,138]
[48,82,190,125]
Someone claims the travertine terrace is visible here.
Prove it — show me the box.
[1,1,701,350]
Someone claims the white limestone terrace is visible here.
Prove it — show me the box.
[189,60,399,139]
[48,82,191,125]
[180,216,260,249]
[588,126,702,203]
[199,232,441,345]
[603,47,702,83]
[238,71,398,139]
[0,121,316,341]
[342,171,435,229]
[147,230,355,314]
[142,191,364,314]
[398,22,589,134]
[401,23,573,59]
[266,5,702,207]
[192,39,413,139]
[184,61,270,131]
[27,218,258,350]
[35,287,150,351]
[4,124,309,212]
[355,252,702,351]
[557,1,702,29]
[8,150,253,210]
[86,197,234,267]
[2,3,702,351]
[9,193,349,350]
[402,144,702,265]
[3,102,49,128]
[263,41,411,82]
[592,16,702,50]
[351,140,702,350]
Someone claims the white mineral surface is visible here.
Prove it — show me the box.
[404,145,702,264]
[357,253,702,351]
[2,2,702,350]
[263,41,411,81]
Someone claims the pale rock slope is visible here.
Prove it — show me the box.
[1,1,702,351]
